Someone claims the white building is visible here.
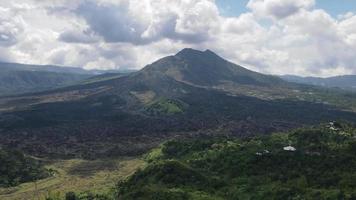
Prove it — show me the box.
[283,146,296,151]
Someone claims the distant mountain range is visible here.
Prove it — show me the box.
[0,62,125,75]
[0,62,134,96]
[281,75,356,92]
[0,49,356,158]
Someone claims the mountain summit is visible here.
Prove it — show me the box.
[141,48,285,89]
[175,48,221,59]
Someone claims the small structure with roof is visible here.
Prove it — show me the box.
[283,146,296,151]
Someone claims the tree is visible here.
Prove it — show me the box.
[65,192,77,200]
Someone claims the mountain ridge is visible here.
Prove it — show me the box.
[281,74,356,92]
[0,62,137,96]
[0,61,124,75]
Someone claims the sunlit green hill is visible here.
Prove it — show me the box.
[118,122,356,200]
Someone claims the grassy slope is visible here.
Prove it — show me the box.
[0,158,144,200]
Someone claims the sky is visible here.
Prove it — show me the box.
[216,0,356,17]
[0,0,356,77]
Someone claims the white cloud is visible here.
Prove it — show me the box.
[59,29,100,44]
[222,13,264,35]
[0,6,25,47]
[0,0,355,77]
[247,0,315,19]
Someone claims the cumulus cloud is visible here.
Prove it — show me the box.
[0,0,356,76]
[58,29,99,44]
[274,9,356,75]
[68,0,219,45]
[247,0,315,19]
[75,1,147,44]
[0,6,25,47]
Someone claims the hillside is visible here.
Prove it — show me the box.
[0,148,49,187]
[0,49,356,158]
[117,123,356,200]
[281,75,356,92]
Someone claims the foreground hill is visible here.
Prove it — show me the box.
[117,123,356,200]
[281,75,356,92]
[0,49,356,158]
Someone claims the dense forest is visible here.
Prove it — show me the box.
[0,148,50,187]
[116,122,356,200]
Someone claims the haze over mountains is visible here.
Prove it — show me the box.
[2,49,355,97]
[0,48,356,159]
[281,75,356,92]
[0,62,134,96]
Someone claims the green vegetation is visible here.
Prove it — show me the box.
[1,124,356,199]
[0,148,50,187]
[0,158,144,200]
[118,123,356,199]
[296,85,356,111]
[146,99,184,115]
[45,190,113,200]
